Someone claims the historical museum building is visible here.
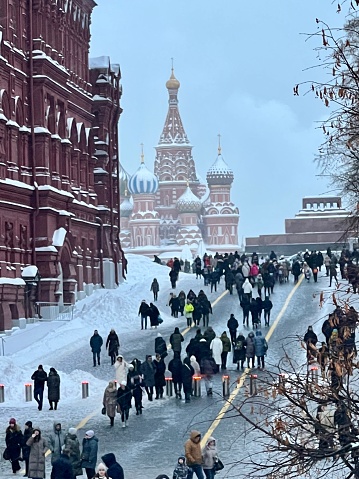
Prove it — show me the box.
[119,69,240,256]
[246,196,351,255]
[0,0,124,330]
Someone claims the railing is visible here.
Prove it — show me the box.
[35,302,74,321]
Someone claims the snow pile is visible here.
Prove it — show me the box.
[0,357,107,405]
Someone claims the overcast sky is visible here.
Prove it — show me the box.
[90,1,342,240]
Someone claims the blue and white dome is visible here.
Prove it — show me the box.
[120,196,133,217]
[128,162,159,195]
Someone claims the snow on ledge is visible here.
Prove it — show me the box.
[21,265,38,278]
[52,227,67,247]
[0,277,25,286]
[35,246,58,252]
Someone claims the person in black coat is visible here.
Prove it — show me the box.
[169,268,178,288]
[227,314,239,344]
[197,338,211,363]
[138,300,150,330]
[153,354,166,399]
[22,420,33,477]
[200,298,212,328]
[249,299,260,328]
[5,418,22,474]
[233,334,246,370]
[155,333,167,359]
[292,261,301,283]
[181,357,194,403]
[117,381,132,427]
[168,353,183,399]
[169,294,180,318]
[303,326,318,360]
[262,296,273,326]
[240,297,250,327]
[106,329,120,365]
[47,367,60,411]
[50,450,73,479]
[89,330,103,367]
[101,453,124,479]
[31,364,48,410]
[185,329,203,358]
[149,303,160,328]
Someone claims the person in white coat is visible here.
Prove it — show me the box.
[210,336,223,373]
[243,278,253,301]
[114,355,128,384]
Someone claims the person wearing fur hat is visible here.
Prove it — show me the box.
[22,420,33,477]
[92,462,110,478]
[64,428,82,477]
[81,430,98,479]
[173,456,189,479]
[5,418,22,474]
[103,381,117,427]
[26,427,48,479]
[116,381,132,428]
[101,453,124,479]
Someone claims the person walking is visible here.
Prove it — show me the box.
[184,431,205,479]
[243,278,253,301]
[26,427,48,479]
[90,330,103,367]
[233,333,246,370]
[329,259,339,287]
[169,294,180,318]
[31,364,47,411]
[5,418,22,474]
[47,367,60,411]
[227,313,239,345]
[263,296,273,327]
[170,327,184,355]
[117,380,132,428]
[64,427,82,478]
[114,355,129,385]
[202,437,218,479]
[201,298,212,328]
[169,268,178,289]
[22,420,33,477]
[81,430,98,479]
[200,354,217,397]
[240,297,250,327]
[141,355,156,401]
[184,300,194,328]
[150,278,160,301]
[220,331,231,370]
[245,332,256,368]
[168,353,183,399]
[155,333,167,359]
[49,421,65,466]
[254,330,268,369]
[106,329,120,365]
[149,302,160,328]
[153,353,166,399]
[138,300,150,330]
[103,381,117,427]
[181,357,195,403]
[178,291,186,316]
[210,336,222,373]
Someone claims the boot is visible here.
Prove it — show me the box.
[140,406,143,414]
[122,422,126,428]
[110,417,114,426]
[207,388,213,396]
[136,408,140,416]
[54,402,58,411]
[49,401,53,411]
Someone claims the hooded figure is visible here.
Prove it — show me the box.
[246,332,256,368]
[49,421,65,465]
[173,456,189,479]
[22,420,33,476]
[64,428,82,477]
[47,367,60,410]
[102,452,124,479]
[202,436,218,474]
[254,330,268,369]
[114,355,128,384]
[106,329,120,365]
[141,355,156,401]
[155,333,168,358]
[168,354,183,399]
[184,430,203,470]
[50,448,73,479]
[5,418,23,474]
[181,357,194,403]
[210,336,223,368]
[81,430,98,476]
[103,381,117,426]
[27,427,47,479]
[190,355,201,376]
[170,327,184,353]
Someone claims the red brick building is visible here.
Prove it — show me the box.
[0,0,124,330]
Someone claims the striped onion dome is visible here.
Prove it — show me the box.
[120,197,133,217]
[128,161,159,195]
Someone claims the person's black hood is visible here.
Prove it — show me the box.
[102,452,117,467]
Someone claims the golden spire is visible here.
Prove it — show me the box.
[140,143,144,163]
[217,133,222,155]
[166,58,180,90]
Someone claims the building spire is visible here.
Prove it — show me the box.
[217,133,222,155]
[140,143,144,163]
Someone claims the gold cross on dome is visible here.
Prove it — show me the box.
[140,143,144,163]
[217,133,222,155]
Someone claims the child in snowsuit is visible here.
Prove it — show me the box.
[173,456,189,479]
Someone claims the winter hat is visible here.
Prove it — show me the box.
[9,418,16,425]
[157,332,162,337]
[128,364,134,370]
[96,463,107,473]
[120,380,127,386]
[25,421,32,428]
[155,476,170,479]
[85,430,94,438]
[190,356,197,362]
[68,428,77,435]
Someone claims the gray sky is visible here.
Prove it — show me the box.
[90,1,341,239]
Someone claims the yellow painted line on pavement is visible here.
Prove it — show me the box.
[201,274,304,447]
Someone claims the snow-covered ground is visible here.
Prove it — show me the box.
[0,254,210,407]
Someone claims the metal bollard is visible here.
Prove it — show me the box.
[249,374,257,396]
[222,375,230,397]
[25,383,32,402]
[82,381,89,399]
[0,384,4,403]
[310,366,319,384]
[193,376,201,397]
[165,377,173,397]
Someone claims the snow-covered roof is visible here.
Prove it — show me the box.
[52,227,67,247]
[89,56,110,70]
[21,266,38,279]
[207,154,234,185]
[176,186,202,213]
[120,197,133,217]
